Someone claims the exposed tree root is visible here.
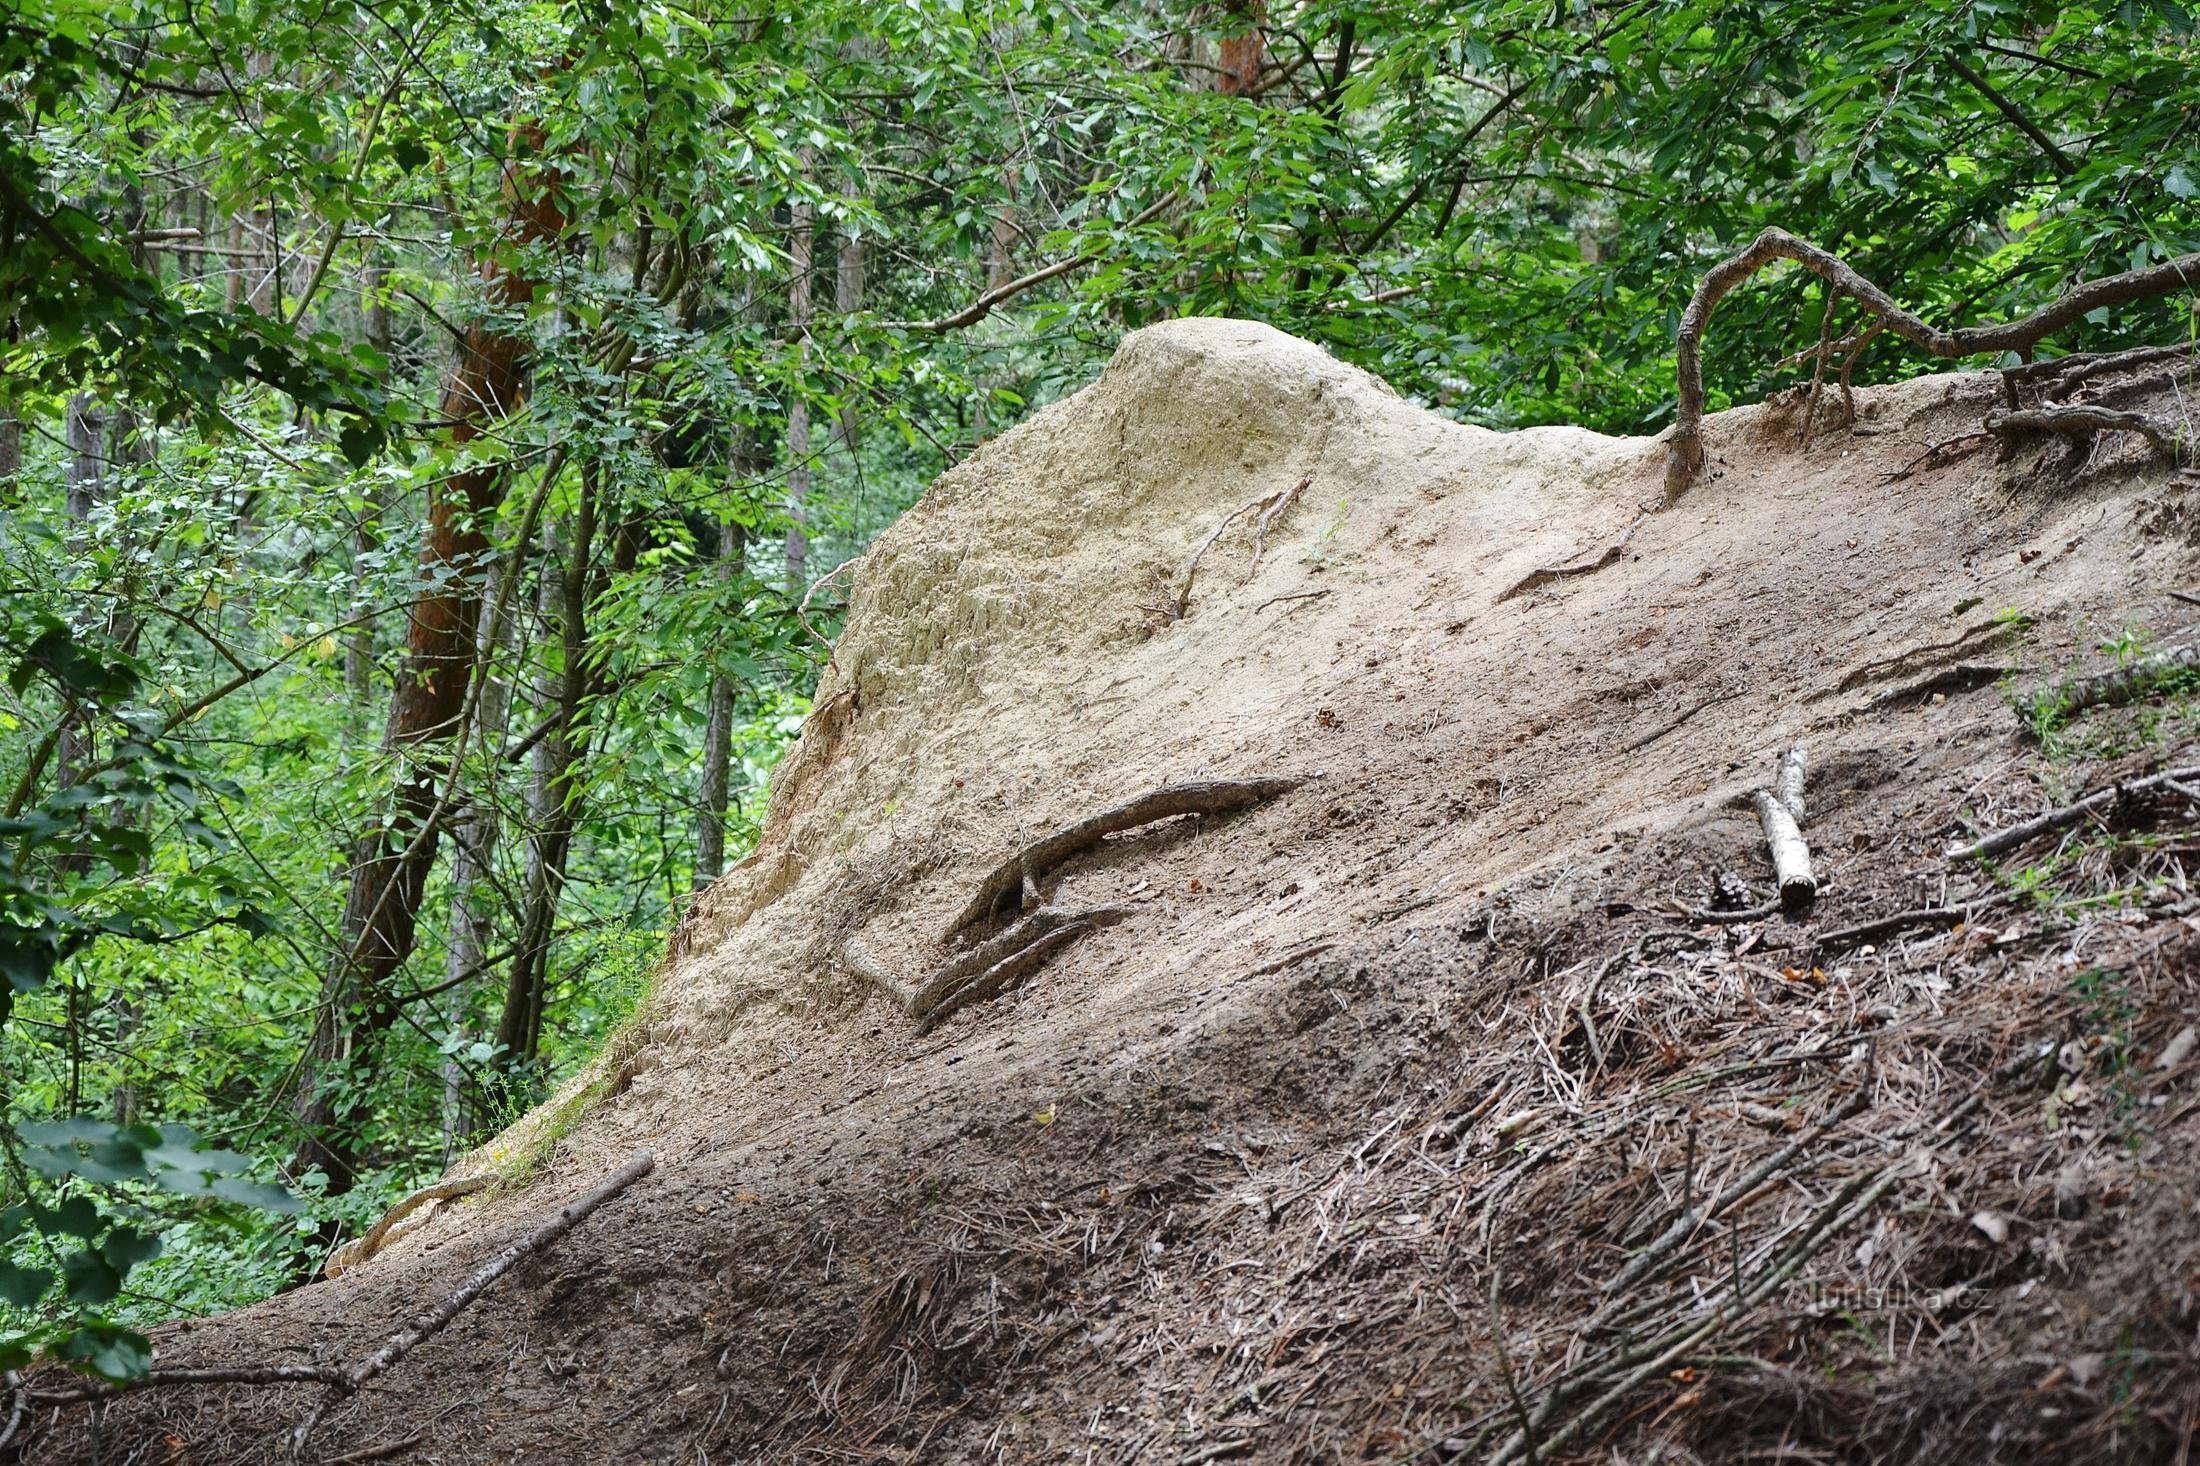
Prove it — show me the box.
[325,1172,499,1279]
[2003,342,2195,400]
[2019,642,2200,729]
[1493,512,1645,605]
[1665,227,2200,501]
[912,920,1096,1036]
[946,776,1304,939]
[842,777,1303,1031]
[1152,479,1313,622]
[845,902,1138,1028]
[1947,763,2200,861]
[1986,403,2190,463]
[290,1150,655,1458]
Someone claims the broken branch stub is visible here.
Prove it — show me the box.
[946,776,1304,940]
[1754,791,1817,914]
[1664,227,2200,501]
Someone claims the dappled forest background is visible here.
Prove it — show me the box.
[2,0,2196,1377]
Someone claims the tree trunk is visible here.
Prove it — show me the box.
[833,234,865,453]
[346,258,393,710]
[694,518,750,887]
[784,157,815,591]
[495,475,598,1069]
[1216,0,1268,96]
[437,562,514,1159]
[290,124,565,1196]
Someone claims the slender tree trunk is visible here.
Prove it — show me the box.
[495,476,597,1068]
[833,235,864,453]
[346,259,393,709]
[437,562,514,1158]
[290,123,565,1195]
[972,178,1017,441]
[694,514,750,887]
[784,156,815,591]
[56,396,106,794]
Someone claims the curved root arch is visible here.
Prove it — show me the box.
[1665,228,2199,501]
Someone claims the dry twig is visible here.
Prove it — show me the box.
[1947,763,2200,861]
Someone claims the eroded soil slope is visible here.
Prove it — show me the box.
[30,321,2200,1463]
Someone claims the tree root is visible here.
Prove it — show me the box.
[1665,227,2200,501]
[844,903,1138,1028]
[946,776,1304,939]
[1152,478,1312,622]
[2002,343,2195,401]
[325,1173,499,1279]
[1986,404,2189,463]
[291,1150,654,1458]
[1493,512,1645,604]
[842,776,1302,1032]
[2019,643,2200,729]
[1947,763,2200,862]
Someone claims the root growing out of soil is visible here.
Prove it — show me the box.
[325,1172,498,1279]
[844,777,1303,1031]
[1986,403,2190,463]
[946,776,1304,938]
[1665,228,2199,501]
[2018,641,2200,730]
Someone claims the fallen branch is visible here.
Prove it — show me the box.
[1493,513,1645,604]
[290,1150,655,1459]
[1946,763,2200,861]
[1985,404,2188,462]
[1805,890,2016,953]
[23,1364,353,1407]
[1756,746,1816,913]
[1664,227,2200,500]
[325,1172,498,1278]
[946,777,1303,939]
[2019,643,2200,729]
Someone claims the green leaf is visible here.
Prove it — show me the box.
[60,1249,121,1304]
[0,1260,55,1309]
[58,1323,152,1382]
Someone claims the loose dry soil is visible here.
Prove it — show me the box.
[26,320,2200,1464]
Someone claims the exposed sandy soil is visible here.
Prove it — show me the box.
[21,320,2200,1464]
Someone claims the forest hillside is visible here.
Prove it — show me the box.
[36,320,2200,1462]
